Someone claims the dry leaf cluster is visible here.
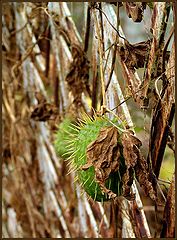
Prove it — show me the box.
[83,127,156,202]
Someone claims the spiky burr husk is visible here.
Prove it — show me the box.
[55,113,126,202]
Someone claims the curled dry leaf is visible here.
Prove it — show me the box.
[82,126,121,199]
[65,44,91,107]
[119,39,151,70]
[121,130,142,168]
[121,130,156,201]
[121,130,141,199]
[31,92,59,121]
[123,2,146,22]
[134,153,156,201]
[81,126,156,202]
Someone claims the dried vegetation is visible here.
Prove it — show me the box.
[2,2,175,238]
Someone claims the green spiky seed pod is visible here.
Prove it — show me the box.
[54,118,76,159]
[55,114,126,202]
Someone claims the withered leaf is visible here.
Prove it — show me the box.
[120,130,141,199]
[35,92,46,104]
[65,44,91,107]
[121,130,142,168]
[31,93,58,121]
[134,153,156,201]
[119,39,151,70]
[121,130,156,201]
[121,167,135,200]
[82,126,121,199]
[123,2,146,22]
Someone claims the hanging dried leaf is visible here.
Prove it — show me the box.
[31,92,58,121]
[123,2,146,22]
[121,130,141,199]
[65,44,91,107]
[121,167,135,200]
[82,126,121,199]
[119,39,151,70]
[134,154,156,201]
[121,130,142,168]
[121,130,156,201]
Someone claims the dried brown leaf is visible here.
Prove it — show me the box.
[121,130,142,168]
[31,93,58,121]
[65,44,91,107]
[121,130,156,201]
[119,39,151,70]
[121,167,135,200]
[123,2,146,22]
[134,155,156,201]
[120,130,141,199]
[82,126,121,199]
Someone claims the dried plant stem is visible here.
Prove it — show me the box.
[91,36,98,113]
[76,185,88,237]
[162,25,174,73]
[45,26,51,78]
[141,2,171,108]
[49,17,68,110]
[93,9,106,110]
[83,193,99,238]
[84,3,91,53]
[101,3,152,237]
[161,173,175,238]
[148,43,175,178]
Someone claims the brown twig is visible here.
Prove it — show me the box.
[91,70,98,113]
[94,5,126,41]
[84,4,91,53]
[10,22,29,36]
[105,2,120,92]
[103,44,114,76]
[93,9,106,111]
[98,3,105,55]
[45,26,51,78]
[140,2,171,109]
[160,174,175,238]
[54,76,59,108]
[162,25,174,74]
[148,42,175,179]
[11,35,43,79]
[105,44,117,93]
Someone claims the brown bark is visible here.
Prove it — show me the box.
[161,174,175,238]
[148,44,175,178]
